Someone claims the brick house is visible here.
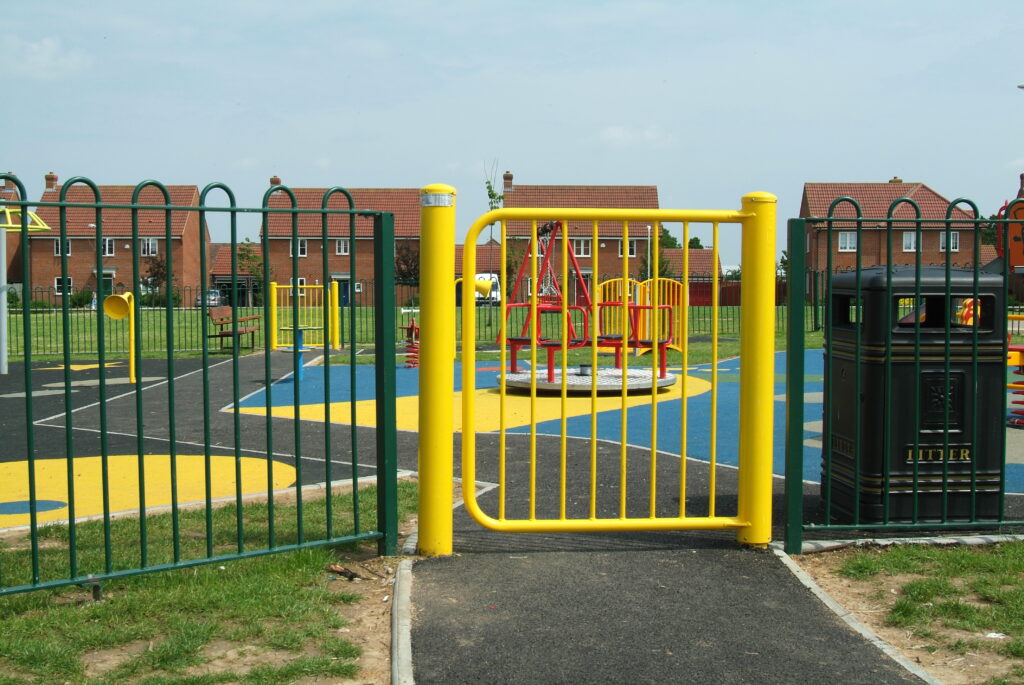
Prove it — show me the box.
[261,176,421,305]
[29,172,208,298]
[500,171,658,305]
[801,178,979,274]
[208,241,264,306]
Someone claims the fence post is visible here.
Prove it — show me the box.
[417,184,456,555]
[736,191,777,547]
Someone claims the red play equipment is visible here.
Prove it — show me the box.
[502,220,672,383]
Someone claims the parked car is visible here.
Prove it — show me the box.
[195,290,224,307]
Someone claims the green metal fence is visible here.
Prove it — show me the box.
[784,198,1024,554]
[0,174,398,596]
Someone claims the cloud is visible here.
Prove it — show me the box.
[0,35,93,79]
[598,124,677,149]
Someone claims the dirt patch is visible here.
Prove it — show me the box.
[795,548,1022,685]
[82,640,151,679]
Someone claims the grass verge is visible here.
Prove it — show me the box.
[0,481,417,685]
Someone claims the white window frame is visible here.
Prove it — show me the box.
[335,238,350,256]
[902,232,917,253]
[290,239,308,257]
[618,239,638,258]
[289,276,306,296]
[837,232,857,253]
[54,238,71,256]
[141,238,158,257]
[102,238,116,257]
[571,238,592,258]
[54,276,72,294]
[939,231,959,252]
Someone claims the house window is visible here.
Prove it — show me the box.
[336,239,350,256]
[54,238,71,256]
[940,231,959,252]
[141,238,158,257]
[54,276,72,294]
[572,238,591,258]
[837,232,857,252]
[902,232,917,253]
[290,277,306,296]
[618,239,638,258]
[102,238,116,257]
[290,239,308,257]
[806,233,811,253]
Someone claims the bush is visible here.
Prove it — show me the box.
[69,289,94,308]
[29,300,55,310]
[6,288,19,308]
[140,290,181,307]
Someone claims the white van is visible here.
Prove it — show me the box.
[474,273,501,306]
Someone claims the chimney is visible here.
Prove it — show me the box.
[503,170,513,194]
[2,172,14,196]
[888,176,903,184]
[270,175,282,187]
[1017,172,1024,199]
[45,171,58,190]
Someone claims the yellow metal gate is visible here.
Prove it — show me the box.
[415,185,776,554]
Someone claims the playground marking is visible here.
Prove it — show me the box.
[37,362,124,372]
[236,373,713,433]
[0,454,296,529]
[42,377,163,388]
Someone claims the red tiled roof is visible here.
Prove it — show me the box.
[979,244,998,265]
[263,187,421,239]
[454,239,501,275]
[663,248,722,277]
[33,184,201,237]
[801,181,975,226]
[210,242,263,276]
[503,183,659,238]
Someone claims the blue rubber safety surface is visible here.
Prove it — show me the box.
[238,349,1024,493]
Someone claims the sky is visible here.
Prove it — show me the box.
[3,0,1023,267]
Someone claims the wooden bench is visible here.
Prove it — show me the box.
[208,306,262,348]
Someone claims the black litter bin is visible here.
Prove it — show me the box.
[824,266,1005,523]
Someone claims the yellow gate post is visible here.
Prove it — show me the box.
[330,280,340,350]
[736,192,777,546]
[417,183,457,555]
[269,281,278,351]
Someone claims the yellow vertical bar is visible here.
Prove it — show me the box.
[330,280,340,350]
[127,293,136,384]
[417,183,456,556]
[560,221,569,520]
[529,220,538,520]
[709,222,719,517]
[679,222,689,516]
[649,222,659,517]
[619,221,629,518]
[589,219,599,519]
[499,220,507,520]
[269,281,278,350]
[736,192,777,547]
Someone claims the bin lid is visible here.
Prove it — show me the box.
[831,265,1003,292]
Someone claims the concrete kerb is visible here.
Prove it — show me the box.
[770,543,943,685]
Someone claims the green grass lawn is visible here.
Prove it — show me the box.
[0,481,417,685]
[838,542,1024,683]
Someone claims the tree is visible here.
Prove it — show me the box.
[144,254,170,293]
[658,226,680,250]
[394,240,420,285]
[637,249,674,280]
[688,236,704,249]
[778,250,789,277]
[236,239,271,306]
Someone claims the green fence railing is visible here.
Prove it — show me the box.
[784,199,1024,554]
[0,174,398,597]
